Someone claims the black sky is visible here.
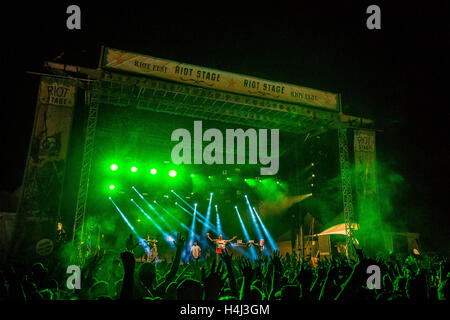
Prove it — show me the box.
[1,2,449,249]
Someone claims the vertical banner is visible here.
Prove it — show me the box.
[353,129,382,255]
[12,76,76,261]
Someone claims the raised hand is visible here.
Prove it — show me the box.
[239,258,255,281]
[201,259,226,300]
[271,250,283,272]
[173,233,185,251]
[353,243,364,261]
[120,251,136,300]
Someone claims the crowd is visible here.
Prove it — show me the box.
[0,233,448,301]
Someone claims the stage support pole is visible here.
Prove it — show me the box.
[338,125,356,260]
[72,87,98,263]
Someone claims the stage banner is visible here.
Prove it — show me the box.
[353,129,382,255]
[101,47,339,112]
[11,76,76,261]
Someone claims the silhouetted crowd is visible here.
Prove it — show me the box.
[1,233,448,300]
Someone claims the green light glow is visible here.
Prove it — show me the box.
[150,168,157,174]
[110,164,118,171]
[131,166,138,173]
[109,184,115,190]
[169,170,177,177]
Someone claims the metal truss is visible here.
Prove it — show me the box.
[72,89,98,256]
[338,127,356,259]
[41,62,376,263]
[90,72,341,135]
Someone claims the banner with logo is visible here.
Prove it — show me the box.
[101,47,339,112]
[12,77,76,260]
[353,129,382,254]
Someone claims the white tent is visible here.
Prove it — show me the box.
[317,223,359,236]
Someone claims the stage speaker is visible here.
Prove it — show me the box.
[318,235,331,257]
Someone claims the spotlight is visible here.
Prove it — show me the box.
[311,163,314,166]
[137,219,141,222]
[109,185,115,190]
[244,195,248,198]
[312,174,315,178]
[194,203,198,207]
[131,166,138,172]
[210,192,213,196]
[276,181,280,185]
[110,164,118,171]
[175,202,178,205]
[171,189,174,192]
[191,174,195,178]
[108,196,112,200]
[311,184,314,187]
[153,200,156,203]
[150,168,157,175]
[169,170,177,177]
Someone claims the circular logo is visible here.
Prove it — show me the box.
[36,239,54,256]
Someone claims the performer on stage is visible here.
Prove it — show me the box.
[249,239,265,259]
[206,233,237,259]
[146,235,158,262]
[56,222,67,243]
[190,241,202,261]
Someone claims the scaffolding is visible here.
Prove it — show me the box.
[338,126,356,259]
[39,62,374,256]
[72,88,99,262]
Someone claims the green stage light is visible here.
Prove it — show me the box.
[110,164,118,171]
[169,170,177,177]
[191,174,195,178]
[150,168,157,175]
[131,166,138,173]
[109,184,115,190]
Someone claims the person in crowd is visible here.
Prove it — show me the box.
[1,231,448,302]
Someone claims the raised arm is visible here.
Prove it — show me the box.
[226,236,237,243]
[154,233,185,297]
[206,233,215,242]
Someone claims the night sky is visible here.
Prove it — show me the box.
[1,2,449,251]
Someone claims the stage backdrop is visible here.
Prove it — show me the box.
[11,76,76,262]
[353,129,383,255]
